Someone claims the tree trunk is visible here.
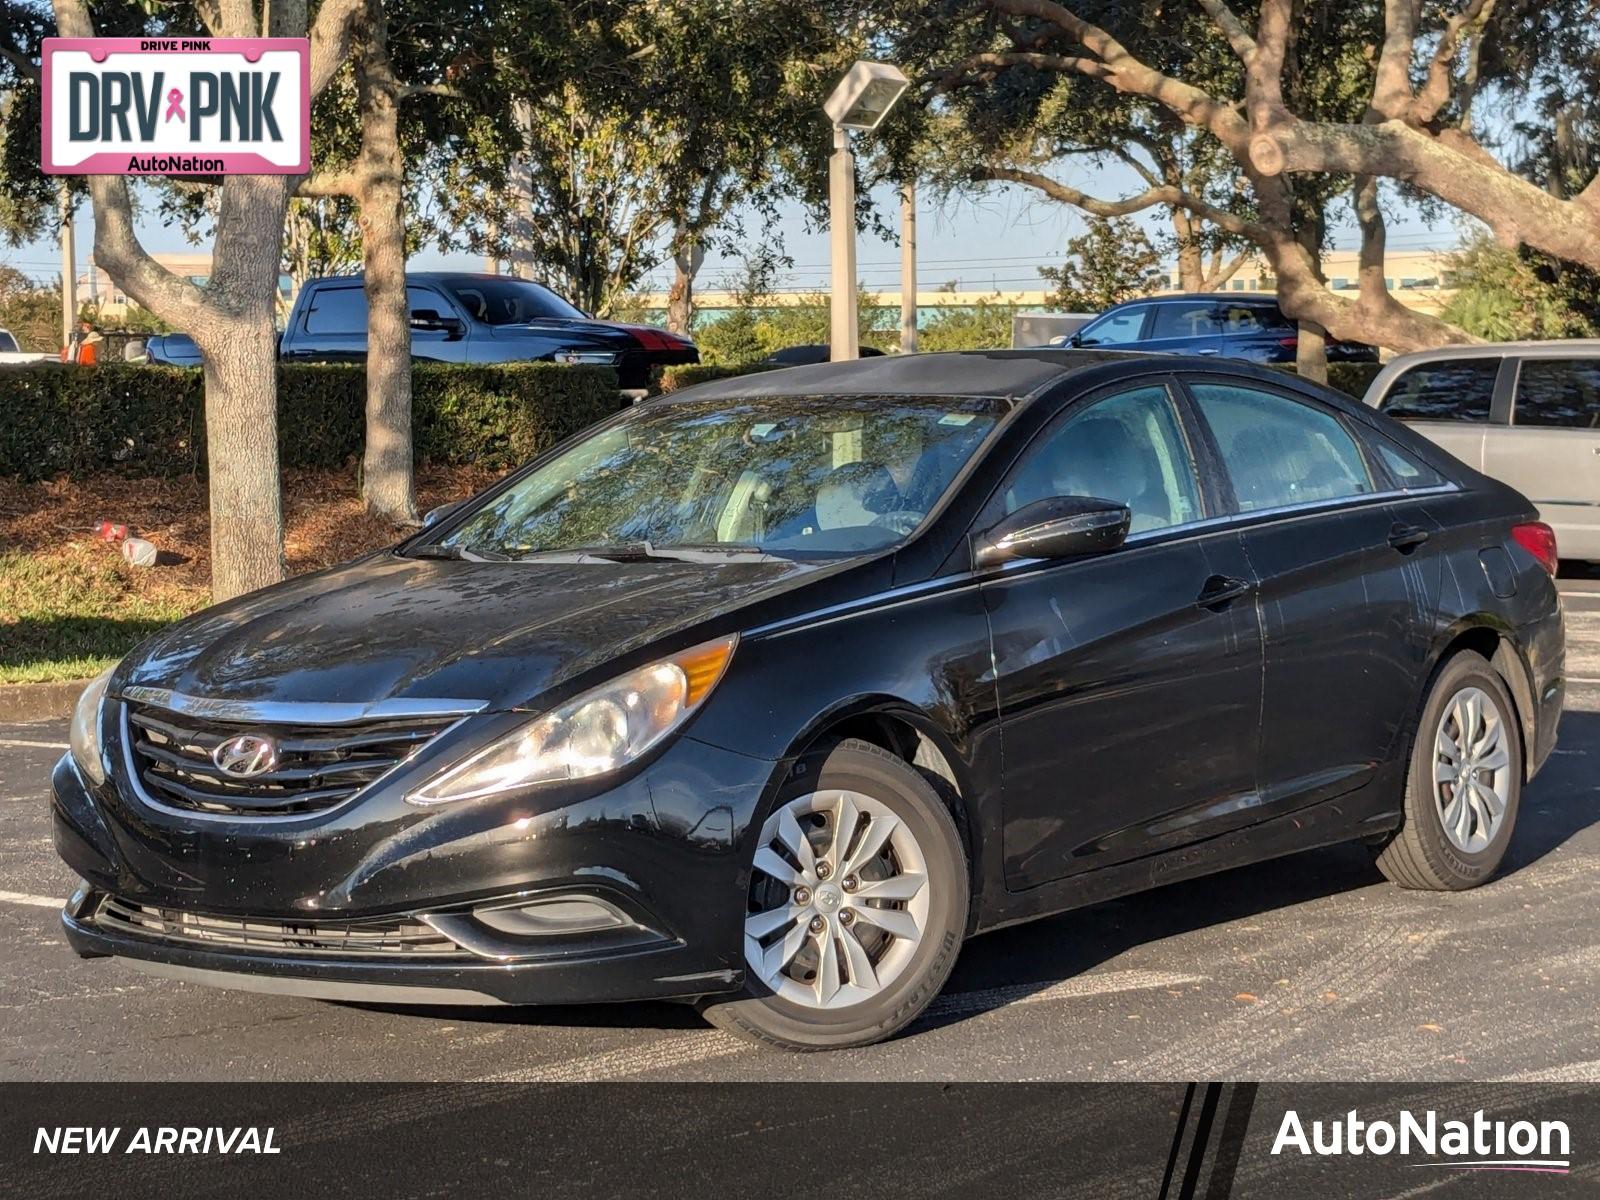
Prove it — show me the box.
[665,236,703,335]
[1295,320,1328,382]
[1172,209,1204,291]
[196,318,285,600]
[353,4,417,523]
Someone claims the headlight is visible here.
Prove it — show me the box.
[69,666,115,785]
[408,636,736,805]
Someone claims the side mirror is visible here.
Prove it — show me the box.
[1068,332,1084,347]
[422,501,462,528]
[973,496,1130,569]
[411,310,466,339]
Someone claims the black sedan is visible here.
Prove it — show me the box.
[52,350,1563,1050]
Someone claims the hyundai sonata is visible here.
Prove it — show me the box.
[52,350,1564,1050]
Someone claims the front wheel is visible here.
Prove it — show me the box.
[699,738,968,1051]
[1376,651,1523,891]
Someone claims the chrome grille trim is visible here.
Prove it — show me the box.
[118,686,487,725]
[95,896,470,958]
[121,702,457,820]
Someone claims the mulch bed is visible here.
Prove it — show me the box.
[0,463,502,590]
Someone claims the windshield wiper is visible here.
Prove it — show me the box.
[518,541,788,564]
[407,544,508,562]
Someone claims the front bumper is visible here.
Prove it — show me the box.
[60,885,737,1005]
[51,713,779,1005]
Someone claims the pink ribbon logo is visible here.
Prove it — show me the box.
[164,88,185,123]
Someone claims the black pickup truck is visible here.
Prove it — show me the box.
[278,272,697,392]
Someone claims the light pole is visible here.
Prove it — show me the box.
[900,182,917,354]
[823,61,910,363]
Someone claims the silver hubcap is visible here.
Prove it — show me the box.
[1433,685,1512,853]
[744,789,930,1010]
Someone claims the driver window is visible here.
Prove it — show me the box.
[1002,386,1203,534]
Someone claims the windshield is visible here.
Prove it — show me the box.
[423,394,1005,560]
[0,331,17,353]
[445,278,585,325]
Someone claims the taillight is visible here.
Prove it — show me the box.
[624,325,692,351]
[1278,336,1298,349]
[1511,522,1558,576]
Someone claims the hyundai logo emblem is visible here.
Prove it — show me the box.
[211,733,279,778]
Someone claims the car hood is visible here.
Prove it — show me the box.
[486,318,636,346]
[115,552,818,713]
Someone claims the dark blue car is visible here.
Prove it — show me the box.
[278,273,698,392]
[1065,294,1376,363]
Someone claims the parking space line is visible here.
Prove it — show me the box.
[0,890,62,908]
[475,969,1206,1082]
[0,739,67,750]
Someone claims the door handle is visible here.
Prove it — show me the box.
[1195,574,1252,610]
[1387,522,1431,553]
[1194,348,1220,355]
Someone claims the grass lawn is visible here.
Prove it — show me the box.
[0,465,498,685]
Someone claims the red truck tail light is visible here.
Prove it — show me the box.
[1511,522,1558,576]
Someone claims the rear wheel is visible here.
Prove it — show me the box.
[699,738,968,1051]
[1376,651,1522,890]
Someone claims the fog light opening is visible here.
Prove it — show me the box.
[472,897,630,937]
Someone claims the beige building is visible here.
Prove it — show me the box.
[79,252,294,317]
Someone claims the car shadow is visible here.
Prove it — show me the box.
[356,708,1600,1042]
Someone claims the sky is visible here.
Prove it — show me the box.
[0,162,1463,299]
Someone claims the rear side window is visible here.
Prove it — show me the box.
[1217,304,1291,335]
[1190,382,1374,512]
[1373,440,1446,489]
[1077,307,1148,346]
[0,330,17,353]
[1512,358,1600,428]
[1150,303,1221,340]
[1378,360,1498,422]
[303,286,369,335]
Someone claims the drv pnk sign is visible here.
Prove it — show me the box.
[41,38,309,175]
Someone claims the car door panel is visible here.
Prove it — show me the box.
[986,535,1263,888]
[1187,377,1434,815]
[1237,503,1429,806]
[980,381,1264,891]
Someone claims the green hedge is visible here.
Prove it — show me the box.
[0,361,620,481]
[655,362,779,394]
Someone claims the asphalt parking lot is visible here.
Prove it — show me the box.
[4,587,1599,1084]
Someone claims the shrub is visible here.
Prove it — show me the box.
[656,362,779,394]
[0,361,619,481]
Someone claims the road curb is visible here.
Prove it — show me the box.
[0,678,91,724]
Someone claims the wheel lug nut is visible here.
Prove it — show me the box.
[841,874,858,892]
[840,910,855,927]
[793,886,811,905]
[816,862,832,880]
[809,915,826,933]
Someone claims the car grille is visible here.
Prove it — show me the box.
[124,703,453,817]
[95,895,468,957]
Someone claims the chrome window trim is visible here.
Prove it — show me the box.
[749,482,1459,638]
[116,702,471,826]
[117,686,487,725]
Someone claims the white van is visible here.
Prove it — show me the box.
[1363,341,1600,560]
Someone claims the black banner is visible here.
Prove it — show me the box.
[2,1083,1595,1198]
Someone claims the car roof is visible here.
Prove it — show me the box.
[1108,293,1278,307]
[664,349,1158,402]
[301,272,557,288]
[1381,339,1600,362]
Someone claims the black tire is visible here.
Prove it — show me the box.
[699,738,969,1051]
[1375,650,1523,891]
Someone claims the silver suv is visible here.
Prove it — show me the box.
[1363,340,1600,560]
